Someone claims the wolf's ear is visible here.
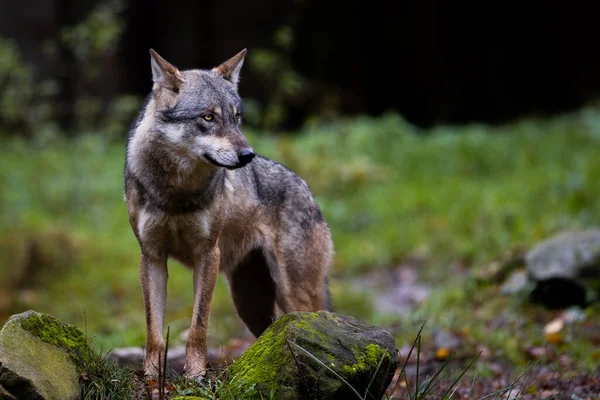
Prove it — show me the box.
[149,49,182,93]
[213,49,247,86]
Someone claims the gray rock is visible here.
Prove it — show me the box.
[227,311,398,400]
[0,310,87,400]
[500,270,530,294]
[526,229,600,282]
[526,229,600,307]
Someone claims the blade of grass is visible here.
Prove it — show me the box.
[468,358,479,400]
[285,338,312,397]
[415,352,456,398]
[394,320,427,399]
[478,362,536,400]
[363,351,386,399]
[287,340,364,400]
[403,368,413,400]
[415,332,421,397]
[438,351,481,399]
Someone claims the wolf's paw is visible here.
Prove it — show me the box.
[143,356,165,381]
[183,363,206,383]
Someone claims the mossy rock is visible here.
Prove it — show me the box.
[0,310,94,400]
[227,311,398,400]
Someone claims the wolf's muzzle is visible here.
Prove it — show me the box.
[237,149,256,166]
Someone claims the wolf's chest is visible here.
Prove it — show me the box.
[137,207,217,267]
[168,211,216,266]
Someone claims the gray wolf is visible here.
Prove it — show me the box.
[123,48,334,379]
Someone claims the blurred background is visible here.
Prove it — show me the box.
[1,0,600,382]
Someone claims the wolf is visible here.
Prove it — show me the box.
[123,48,334,379]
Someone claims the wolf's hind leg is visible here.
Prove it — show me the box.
[269,225,333,313]
[228,249,277,337]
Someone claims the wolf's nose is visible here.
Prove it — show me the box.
[238,149,256,164]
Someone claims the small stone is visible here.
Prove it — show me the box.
[500,270,530,294]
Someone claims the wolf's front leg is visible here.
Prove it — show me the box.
[140,252,168,378]
[185,247,220,379]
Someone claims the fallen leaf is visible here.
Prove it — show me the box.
[435,347,451,360]
[544,318,565,344]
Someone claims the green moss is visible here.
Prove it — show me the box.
[227,311,397,399]
[228,314,297,397]
[0,315,82,399]
[293,312,333,346]
[364,343,388,364]
[19,311,93,370]
[342,343,390,376]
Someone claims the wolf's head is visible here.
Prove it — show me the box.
[147,49,255,169]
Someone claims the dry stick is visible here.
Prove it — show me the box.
[159,325,171,400]
[164,326,171,397]
[158,360,164,400]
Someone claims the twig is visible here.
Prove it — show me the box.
[158,325,170,400]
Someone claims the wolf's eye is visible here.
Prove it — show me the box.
[202,114,214,121]
[235,113,243,121]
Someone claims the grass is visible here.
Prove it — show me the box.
[80,349,139,400]
[1,103,600,377]
[78,319,490,399]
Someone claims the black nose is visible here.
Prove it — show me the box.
[238,149,256,165]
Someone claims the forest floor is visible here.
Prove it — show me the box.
[2,105,600,398]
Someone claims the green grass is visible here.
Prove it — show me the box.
[80,348,139,400]
[1,104,600,372]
